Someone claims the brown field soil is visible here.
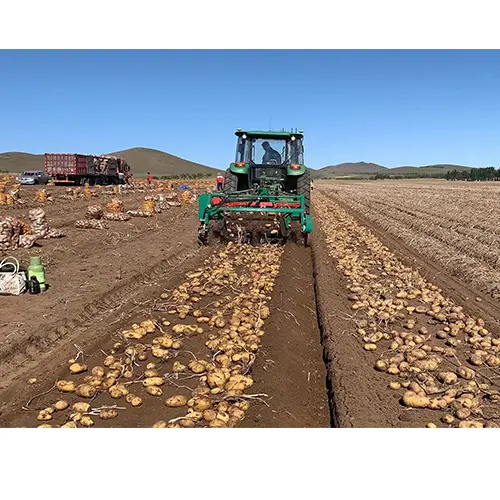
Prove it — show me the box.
[0,185,330,428]
[2,181,500,428]
[319,179,500,300]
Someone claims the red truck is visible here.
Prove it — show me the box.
[44,153,131,186]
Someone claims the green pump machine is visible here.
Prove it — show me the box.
[198,129,313,246]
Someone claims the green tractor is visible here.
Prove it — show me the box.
[198,129,313,246]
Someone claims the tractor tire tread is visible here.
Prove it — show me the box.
[297,168,311,213]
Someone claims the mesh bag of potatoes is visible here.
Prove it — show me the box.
[103,212,131,221]
[35,189,51,203]
[105,198,124,213]
[75,219,108,229]
[29,208,65,239]
[143,199,157,213]
[127,210,153,217]
[85,205,105,220]
[166,200,181,207]
[0,216,38,249]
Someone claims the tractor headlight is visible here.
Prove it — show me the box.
[291,136,296,141]
[290,164,301,170]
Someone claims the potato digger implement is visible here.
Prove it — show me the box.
[198,129,313,246]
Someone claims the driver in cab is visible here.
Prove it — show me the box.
[261,141,282,164]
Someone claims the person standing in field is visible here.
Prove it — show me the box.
[147,172,153,185]
[216,174,224,191]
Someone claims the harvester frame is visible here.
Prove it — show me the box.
[198,129,313,246]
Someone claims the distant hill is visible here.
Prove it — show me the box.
[312,162,474,179]
[314,162,386,177]
[0,152,44,174]
[0,147,222,177]
[108,147,221,177]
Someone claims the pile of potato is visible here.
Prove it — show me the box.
[34,189,52,203]
[34,242,283,428]
[315,191,500,428]
[106,198,124,213]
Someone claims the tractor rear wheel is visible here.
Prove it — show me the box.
[223,169,238,194]
[297,168,311,213]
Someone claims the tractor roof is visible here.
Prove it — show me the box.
[235,129,304,140]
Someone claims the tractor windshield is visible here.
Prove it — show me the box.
[235,136,304,165]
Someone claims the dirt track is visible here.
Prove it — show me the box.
[2,182,500,428]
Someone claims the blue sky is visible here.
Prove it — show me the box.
[1,50,499,169]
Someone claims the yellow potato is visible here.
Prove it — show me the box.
[165,395,188,407]
[153,336,173,349]
[130,396,143,407]
[99,409,118,420]
[37,410,53,421]
[152,420,167,428]
[80,416,94,427]
[203,409,217,422]
[207,368,228,389]
[152,347,169,359]
[215,317,226,328]
[457,366,476,380]
[72,402,90,413]
[179,419,196,428]
[103,377,117,389]
[402,391,430,408]
[455,408,472,420]
[228,406,245,420]
[172,361,186,373]
[458,421,484,428]
[61,422,77,428]
[414,359,439,371]
[53,400,69,411]
[209,418,227,428]
[171,341,183,350]
[186,410,204,421]
[142,377,164,387]
[109,385,129,399]
[188,361,206,374]
[37,424,53,428]
[187,396,212,412]
[234,401,250,411]
[438,372,458,385]
[103,355,115,367]
[217,401,230,413]
[146,386,163,397]
[144,369,159,378]
[69,363,88,374]
[70,412,83,422]
[442,414,455,424]
[75,384,97,398]
[56,380,76,393]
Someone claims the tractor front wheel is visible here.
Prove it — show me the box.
[297,169,311,213]
[223,169,238,194]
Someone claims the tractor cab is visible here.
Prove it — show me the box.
[229,130,307,192]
